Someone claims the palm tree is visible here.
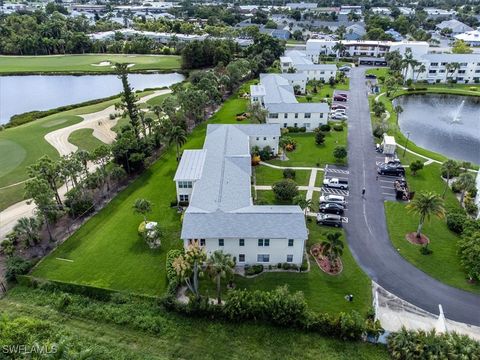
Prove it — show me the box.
[406,191,445,239]
[206,250,235,304]
[320,232,344,267]
[75,149,91,178]
[13,216,43,248]
[293,194,312,218]
[455,172,476,204]
[401,49,420,84]
[132,198,152,223]
[446,62,460,82]
[414,64,426,82]
[168,124,187,161]
[441,159,459,198]
[332,41,346,58]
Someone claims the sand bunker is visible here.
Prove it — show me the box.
[91,61,112,67]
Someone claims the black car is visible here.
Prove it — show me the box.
[377,164,405,176]
[316,213,343,227]
[319,203,345,215]
[365,74,377,79]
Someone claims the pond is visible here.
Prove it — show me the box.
[0,73,185,124]
[395,94,480,164]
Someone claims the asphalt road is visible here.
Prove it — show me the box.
[344,67,480,326]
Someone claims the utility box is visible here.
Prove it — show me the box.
[382,135,397,155]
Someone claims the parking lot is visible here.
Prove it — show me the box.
[375,153,407,201]
[320,165,350,224]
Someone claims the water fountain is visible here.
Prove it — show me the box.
[452,99,465,123]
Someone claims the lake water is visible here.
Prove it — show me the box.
[0,73,185,124]
[395,94,480,164]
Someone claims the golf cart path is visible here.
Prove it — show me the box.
[0,90,171,240]
[346,67,480,326]
[44,89,171,156]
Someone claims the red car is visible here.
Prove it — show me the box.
[333,95,347,102]
[336,92,348,98]
[332,104,347,110]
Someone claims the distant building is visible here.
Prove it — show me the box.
[398,7,415,16]
[385,28,404,41]
[436,19,473,35]
[251,73,329,131]
[455,29,480,46]
[260,27,291,40]
[338,5,362,22]
[344,23,366,40]
[371,7,391,16]
[286,2,318,10]
[424,8,456,19]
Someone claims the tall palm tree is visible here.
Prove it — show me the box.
[401,49,420,84]
[14,216,43,248]
[446,62,460,82]
[455,172,476,204]
[168,124,187,161]
[293,194,312,218]
[320,232,344,266]
[406,191,445,239]
[441,159,459,198]
[206,250,235,304]
[414,64,426,82]
[332,41,346,59]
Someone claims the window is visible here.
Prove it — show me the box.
[284,113,288,118]
[257,254,270,263]
[218,239,224,246]
[178,181,193,189]
[431,62,438,66]
[179,194,189,202]
[441,62,447,66]
[428,70,437,74]
[320,113,324,118]
[256,137,259,140]
[258,239,270,246]
[287,255,293,263]
[304,123,310,128]
[269,113,279,119]
[263,137,267,141]
[294,123,298,128]
[239,239,245,246]
[439,70,445,73]
[294,113,298,119]
[239,254,245,262]
[283,123,288,128]
[252,97,258,102]
[305,113,311,118]
[458,70,466,74]
[288,239,294,247]
[200,239,205,246]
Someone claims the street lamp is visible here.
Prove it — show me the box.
[402,131,410,158]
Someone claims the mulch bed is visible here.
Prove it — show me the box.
[405,232,430,245]
[310,244,343,276]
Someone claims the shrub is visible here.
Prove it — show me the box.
[372,125,384,138]
[315,131,325,145]
[56,293,73,310]
[5,256,31,282]
[319,124,331,132]
[258,146,273,161]
[245,264,263,276]
[290,264,298,271]
[410,160,424,176]
[420,247,433,255]
[166,249,183,283]
[64,188,94,218]
[170,199,178,207]
[333,124,343,131]
[300,260,308,272]
[464,197,478,216]
[283,168,296,179]
[446,211,467,234]
[282,262,291,270]
[280,136,297,151]
[272,179,299,201]
[333,146,347,162]
[277,262,282,269]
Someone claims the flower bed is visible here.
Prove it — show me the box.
[405,232,430,246]
[310,244,343,275]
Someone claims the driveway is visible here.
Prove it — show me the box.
[345,67,480,326]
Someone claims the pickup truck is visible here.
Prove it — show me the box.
[323,178,349,190]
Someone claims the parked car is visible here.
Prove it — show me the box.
[330,113,348,120]
[319,194,346,206]
[339,66,351,72]
[377,164,405,176]
[319,202,345,215]
[336,92,348,98]
[331,104,347,110]
[316,213,343,227]
[331,109,346,115]
[323,178,349,190]
[365,73,377,79]
[333,95,347,102]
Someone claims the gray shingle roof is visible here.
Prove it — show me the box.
[174,150,206,181]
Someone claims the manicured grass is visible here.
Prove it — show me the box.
[67,128,105,153]
[385,163,480,294]
[31,91,250,295]
[269,130,348,168]
[145,93,172,107]
[0,54,181,74]
[297,79,350,103]
[254,190,307,205]
[315,171,325,188]
[254,165,311,186]
[1,287,388,359]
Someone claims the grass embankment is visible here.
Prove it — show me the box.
[0,91,153,211]
[0,54,181,74]
[1,286,388,359]
[32,84,371,314]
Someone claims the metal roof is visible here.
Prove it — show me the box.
[173,150,206,181]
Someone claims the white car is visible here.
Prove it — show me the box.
[319,194,346,206]
[330,113,348,120]
[331,109,346,115]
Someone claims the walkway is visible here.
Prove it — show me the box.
[0,90,170,240]
[346,67,480,326]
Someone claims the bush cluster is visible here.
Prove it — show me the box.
[245,264,263,276]
[287,126,306,133]
[5,256,32,282]
[283,168,296,179]
[319,124,331,132]
[446,211,467,234]
[333,124,344,131]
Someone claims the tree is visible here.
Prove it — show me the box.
[172,240,206,297]
[247,102,268,124]
[406,192,445,240]
[75,149,91,178]
[458,231,480,281]
[206,250,235,304]
[400,48,420,84]
[315,131,325,145]
[446,62,460,81]
[452,39,472,54]
[293,194,312,218]
[333,146,347,162]
[13,216,43,248]
[92,145,111,193]
[372,101,386,117]
[167,124,187,161]
[414,64,426,82]
[272,179,299,201]
[28,155,63,206]
[132,198,152,223]
[332,41,346,58]
[320,232,344,267]
[115,63,141,140]
[455,172,476,204]
[409,160,424,176]
[441,160,460,197]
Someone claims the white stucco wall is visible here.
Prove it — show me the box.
[267,111,328,131]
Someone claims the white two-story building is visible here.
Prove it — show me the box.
[280,50,337,82]
[174,124,307,266]
[251,73,329,131]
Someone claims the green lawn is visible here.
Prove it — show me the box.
[297,79,350,103]
[384,163,480,294]
[269,130,348,167]
[0,54,181,74]
[1,287,388,360]
[67,128,105,152]
[254,165,311,186]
